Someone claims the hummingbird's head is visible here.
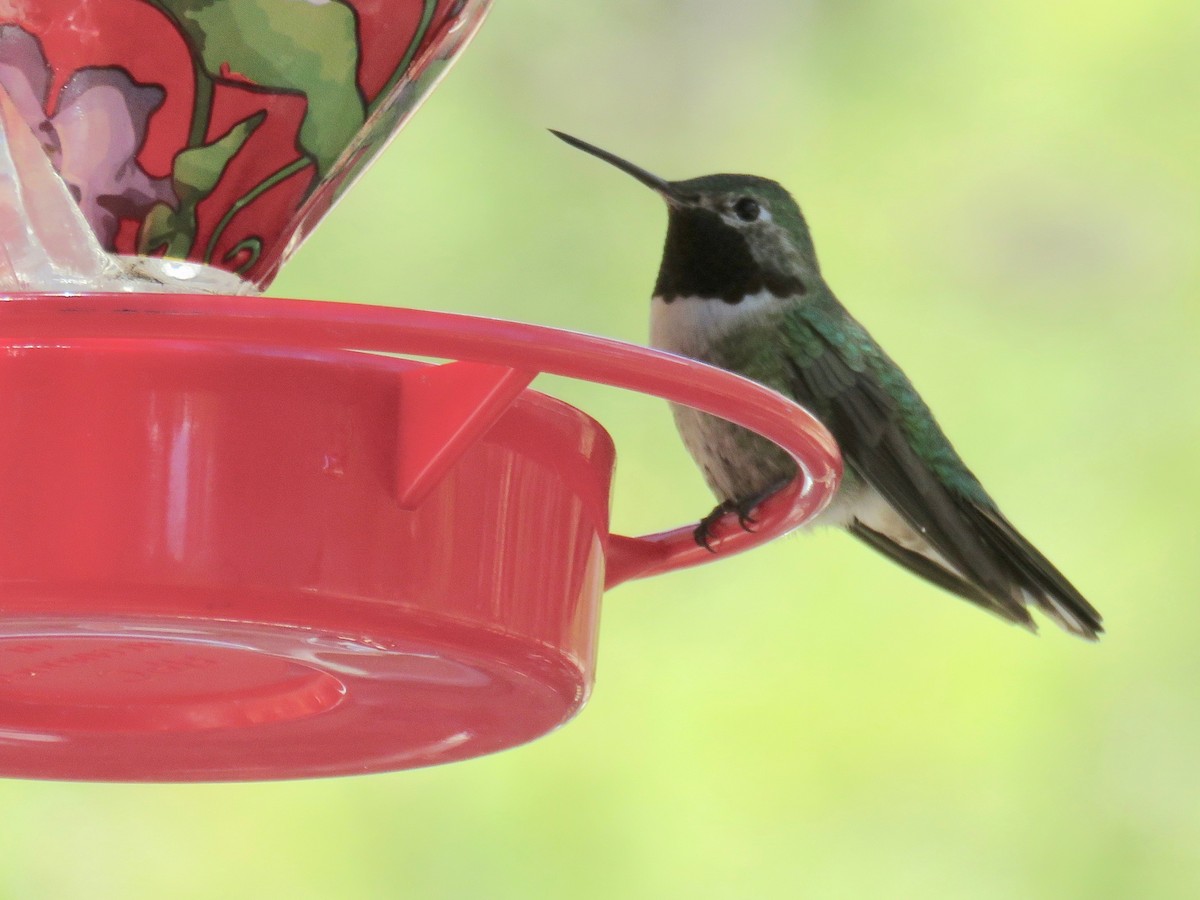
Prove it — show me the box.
[552,130,819,304]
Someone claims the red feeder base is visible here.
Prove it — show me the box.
[0,295,840,781]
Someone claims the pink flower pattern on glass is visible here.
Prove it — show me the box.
[0,25,175,250]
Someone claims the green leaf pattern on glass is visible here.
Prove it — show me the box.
[138,111,265,257]
[148,0,366,176]
[126,0,445,274]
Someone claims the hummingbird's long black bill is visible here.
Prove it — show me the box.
[549,130,695,205]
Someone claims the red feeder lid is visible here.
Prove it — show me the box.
[0,294,840,781]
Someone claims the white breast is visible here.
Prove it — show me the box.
[649,289,782,357]
[649,289,797,502]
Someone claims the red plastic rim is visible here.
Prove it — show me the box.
[0,293,841,583]
[0,294,840,781]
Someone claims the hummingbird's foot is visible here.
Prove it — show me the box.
[694,501,739,552]
[733,499,760,532]
[693,478,793,552]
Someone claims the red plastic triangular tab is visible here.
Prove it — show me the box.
[394,361,536,509]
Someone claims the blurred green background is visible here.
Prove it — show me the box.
[4,1,1199,897]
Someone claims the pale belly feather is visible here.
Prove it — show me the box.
[652,290,832,511]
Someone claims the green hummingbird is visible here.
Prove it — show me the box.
[552,130,1101,639]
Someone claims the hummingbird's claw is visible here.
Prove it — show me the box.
[694,501,734,551]
[735,506,759,532]
[693,516,721,552]
[695,479,791,551]
[694,497,760,551]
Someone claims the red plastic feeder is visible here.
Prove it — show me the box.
[0,295,839,780]
[0,2,842,780]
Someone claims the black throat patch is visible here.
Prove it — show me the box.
[653,207,805,304]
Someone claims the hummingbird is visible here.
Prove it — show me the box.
[552,130,1102,639]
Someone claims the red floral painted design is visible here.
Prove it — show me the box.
[0,0,491,290]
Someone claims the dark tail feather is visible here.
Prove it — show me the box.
[970,504,1103,640]
[849,519,1037,631]
[848,510,1101,640]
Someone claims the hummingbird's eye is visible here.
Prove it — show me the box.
[733,197,761,222]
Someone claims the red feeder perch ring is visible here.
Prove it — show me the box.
[0,294,841,781]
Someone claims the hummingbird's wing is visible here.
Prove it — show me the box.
[780,294,1102,638]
